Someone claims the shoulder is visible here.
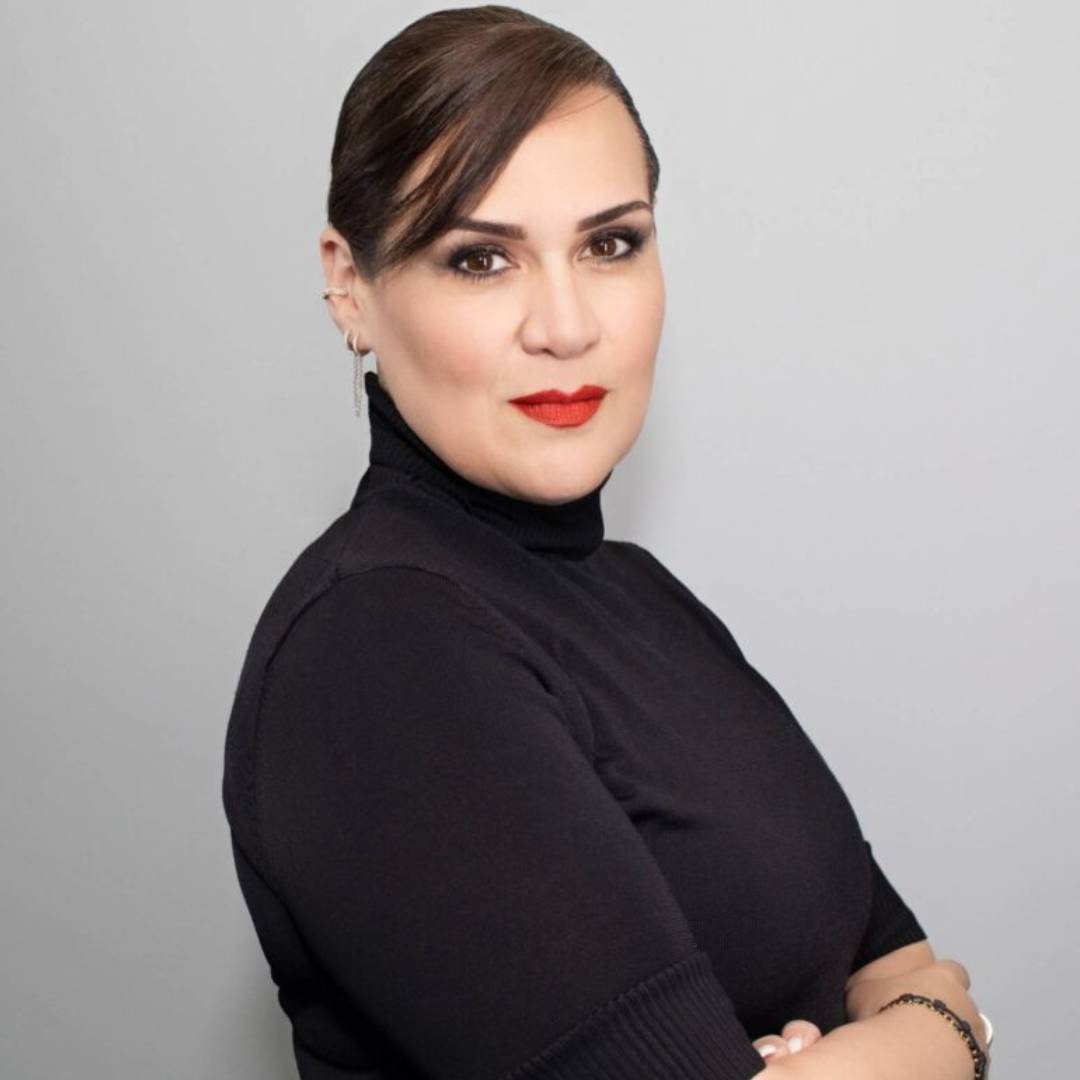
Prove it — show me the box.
[262,564,589,745]
[602,539,749,665]
[271,564,514,666]
[599,538,704,604]
[242,479,520,679]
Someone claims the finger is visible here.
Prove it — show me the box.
[780,1019,822,1052]
[752,1035,791,1062]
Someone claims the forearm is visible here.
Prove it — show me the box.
[844,940,937,1017]
[761,1001,979,1080]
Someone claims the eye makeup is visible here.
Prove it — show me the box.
[443,225,650,284]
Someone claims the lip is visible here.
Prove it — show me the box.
[509,386,608,429]
[509,385,608,404]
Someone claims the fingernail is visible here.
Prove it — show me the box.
[787,1036,803,1053]
[758,1045,777,1058]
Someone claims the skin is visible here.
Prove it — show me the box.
[319,84,664,506]
[762,958,990,1076]
[320,82,969,1067]
[753,938,938,1062]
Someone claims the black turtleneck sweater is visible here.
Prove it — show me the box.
[222,371,927,1080]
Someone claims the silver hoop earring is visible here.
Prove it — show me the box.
[321,286,348,299]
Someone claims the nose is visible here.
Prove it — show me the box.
[519,262,601,359]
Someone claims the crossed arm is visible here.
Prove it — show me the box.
[753,938,940,1062]
[845,938,937,1011]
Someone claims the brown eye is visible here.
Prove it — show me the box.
[447,246,510,282]
[583,229,643,263]
[463,251,496,274]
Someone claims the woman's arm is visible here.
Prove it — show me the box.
[845,938,937,1007]
[761,1003,982,1080]
[249,567,772,1080]
[753,940,940,1059]
[765,962,988,1080]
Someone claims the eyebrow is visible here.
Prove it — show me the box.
[448,200,653,240]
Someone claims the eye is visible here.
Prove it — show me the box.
[445,225,648,284]
[448,246,512,283]
[582,226,648,264]
[585,232,634,260]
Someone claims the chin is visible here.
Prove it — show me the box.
[519,463,608,505]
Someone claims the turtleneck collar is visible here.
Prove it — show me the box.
[352,370,611,559]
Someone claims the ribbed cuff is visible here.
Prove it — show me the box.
[502,950,766,1080]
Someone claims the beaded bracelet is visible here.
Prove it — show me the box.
[878,992,990,1079]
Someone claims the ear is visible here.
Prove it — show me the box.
[319,225,374,350]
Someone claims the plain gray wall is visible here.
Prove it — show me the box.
[2,2,1075,1076]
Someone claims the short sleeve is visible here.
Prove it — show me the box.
[252,566,767,1080]
[850,840,929,974]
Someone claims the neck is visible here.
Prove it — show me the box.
[353,369,611,559]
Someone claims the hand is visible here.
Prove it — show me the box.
[752,1018,823,1063]
[845,958,990,1054]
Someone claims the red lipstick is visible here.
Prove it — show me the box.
[509,385,608,428]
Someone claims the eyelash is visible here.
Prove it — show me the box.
[446,226,648,284]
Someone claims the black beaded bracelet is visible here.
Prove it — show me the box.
[877,992,990,1080]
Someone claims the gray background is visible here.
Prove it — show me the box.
[2,2,1075,1076]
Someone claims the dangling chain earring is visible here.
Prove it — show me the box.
[321,286,372,417]
[345,329,371,417]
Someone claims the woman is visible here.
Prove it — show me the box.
[222,7,991,1079]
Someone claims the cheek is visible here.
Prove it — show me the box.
[610,295,663,380]
[606,263,665,357]
[606,303,660,444]
[387,291,502,390]
[636,270,666,348]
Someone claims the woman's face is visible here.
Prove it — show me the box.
[321,86,665,505]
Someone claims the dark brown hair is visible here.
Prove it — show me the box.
[326,4,660,281]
